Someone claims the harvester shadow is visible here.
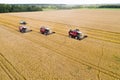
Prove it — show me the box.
[26,30,32,33]
[80,35,88,40]
[68,35,88,41]
[17,30,32,33]
[39,32,56,36]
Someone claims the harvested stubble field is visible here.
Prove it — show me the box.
[0,9,120,80]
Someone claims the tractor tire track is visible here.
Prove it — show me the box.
[0,21,120,80]
[0,60,13,80]
[0,53,26,80]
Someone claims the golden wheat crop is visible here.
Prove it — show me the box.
[0,9,120,80]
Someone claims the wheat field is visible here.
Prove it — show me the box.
[0,9,120,80]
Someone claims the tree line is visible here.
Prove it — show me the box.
[0,4,120,13]
[98,4,120,8]
[0,4,43,13]
[79,4,120,8]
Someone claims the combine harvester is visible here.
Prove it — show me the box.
[68,29,87,40]
[40,26,55,35]
[19,20,32,33]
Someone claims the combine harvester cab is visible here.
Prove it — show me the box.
[40,26,55,35]
[19,20,32,33]
[68,29,87,40]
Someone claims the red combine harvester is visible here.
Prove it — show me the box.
[68,29,87,40]
[19,26,27,33]
[40,26,55,35]
[19,21,32,33]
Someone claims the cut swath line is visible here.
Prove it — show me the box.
[0,15,120,44]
